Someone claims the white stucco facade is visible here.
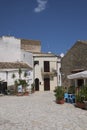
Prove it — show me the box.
[0,36,21,62]
[57,57,62,86]
[0,36,62,92]
[0,69,27,85]
[21,50,33,87]
[0,36,33,89]
[0,36,33,67]
[21,50,33,67]
[33,53,59,91]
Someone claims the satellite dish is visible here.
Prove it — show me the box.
[48,51,51,54]
[60,53,64,57]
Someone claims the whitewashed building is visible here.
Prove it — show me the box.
[0,36,33,93]
[0,36,62,93]
[33,52,61,91]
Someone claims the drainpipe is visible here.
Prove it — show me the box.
[6,71,8,82]
[75,79,77,87]
[84,79,86,86]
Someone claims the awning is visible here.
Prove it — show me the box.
[67,70,87,79]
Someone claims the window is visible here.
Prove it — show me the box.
[34,61,39,66]
[44,61,50,72]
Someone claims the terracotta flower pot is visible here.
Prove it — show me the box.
[17,92,23,96]
[56,99,65,104]
[76,102,85,109]
[23,92,29,96]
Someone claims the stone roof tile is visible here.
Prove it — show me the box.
[0,62,32,69]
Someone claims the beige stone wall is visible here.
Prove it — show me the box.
[61,41,87,87]
[34,56,58,91]
[21,39,41,52]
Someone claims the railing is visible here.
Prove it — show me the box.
[41,68,57,77]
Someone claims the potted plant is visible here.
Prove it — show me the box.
[15,68,29,96]
[54,86,64,104]
[15,79,29,96]
[19,79,29,96]
[82,85,87,109]
[31,83,35,93]
[76,94,85,109]
[75,85,87,109]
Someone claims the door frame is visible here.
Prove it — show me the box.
[44,78,50,91]
[35,78,39,91]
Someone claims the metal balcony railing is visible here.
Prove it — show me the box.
[41,68,57,77]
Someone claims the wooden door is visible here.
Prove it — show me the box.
[35,78,39,91]
[44,78,50,91]
[44,61,50,72]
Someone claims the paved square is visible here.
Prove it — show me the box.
[0,91,87,130]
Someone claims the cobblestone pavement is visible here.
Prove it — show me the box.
[0,91,87,130]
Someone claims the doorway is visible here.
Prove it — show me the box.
[77,79,84,87]
[0,82,7,94]
[35,78,39,91]
[44,78,50,91]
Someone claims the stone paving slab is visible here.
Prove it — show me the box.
[0,91,87,130]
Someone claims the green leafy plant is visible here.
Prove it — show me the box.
[17,79,27,88]
[15,79,28,93]
[68,86,75,94]
[31,83,35,93]
[83,85,87,101]
[54,86,64,101]
[76,94,84,103]
[12,73,16,79]
[18,68,22,79]
[76,84,87,103]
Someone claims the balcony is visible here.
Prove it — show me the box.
[41,68,57,77]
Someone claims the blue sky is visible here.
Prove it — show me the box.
[0,0,87,55]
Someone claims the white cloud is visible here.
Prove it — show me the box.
[34,0,48,13]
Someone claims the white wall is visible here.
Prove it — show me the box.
[34,56,58,91]
[0,36,21,62]
[0,69,33,89]
[21,50,33,67]
[26,70,33,88]
[20,50,33,87]
[0,36,33,67]
[0,69,24,86]
[57,57,62,86]
[0,36,33,89]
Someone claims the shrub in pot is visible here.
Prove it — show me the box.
[75,85,87,109]
[54,86,64,104]
[76,94,85,109]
